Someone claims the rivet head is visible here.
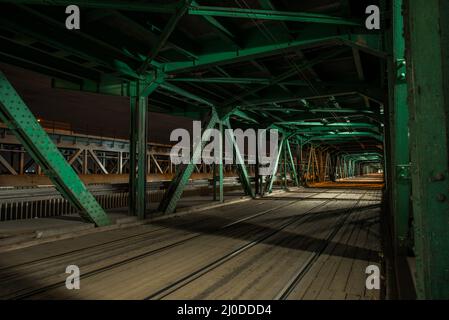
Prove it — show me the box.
[436,193,446,202]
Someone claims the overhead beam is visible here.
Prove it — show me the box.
[188,6,361,26]
[138,0,192,74]
[162,32,379,73]
[0,0,177,13]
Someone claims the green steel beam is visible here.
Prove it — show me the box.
[159,82,215,107]
[218,122,224,203]
[128,82,137,216]
[190,0,236,44]
[224,120,255,198]
[162,33,380,73]
[188,6,361,26]
[286,139,299,186]
[129,76,161,219]
[264,138,284,194]
[406,0,449,299]
[138,0,192,74]
[388,0,411,253]
[158,110,220,214]
[0,0,177,13]
[0,71,110,226]
[277,122,377,128]
[308,132,383,142]
[226,47,349,108]
[168,77,271,85]
[136,94,148,219]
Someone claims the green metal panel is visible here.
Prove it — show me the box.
[158,110,220,214]
[0,72,110,226]
[406,0,449,299]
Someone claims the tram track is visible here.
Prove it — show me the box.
[1,191,324,299]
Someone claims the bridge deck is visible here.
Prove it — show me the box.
[0,187,382,300]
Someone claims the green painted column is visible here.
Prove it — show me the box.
[389,0,411,252]
[219,122,224,202]
[129,78,160,219]
[128,83,138,216]
[405,0,449,299]
[136,95,148,219]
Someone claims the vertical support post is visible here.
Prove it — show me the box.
[128,82,138,215]
[286,139,299,187]
[255,130,260,195]
[389,0,411,251]
[224,120,255,198]
[212,162,217,201]
[219,122,224,202]
[283,142,287,189]
[405,0,449,299]
[265,138,284,194]
[19,149,24,175]
[128,76,160,218]
[136,95,148,219]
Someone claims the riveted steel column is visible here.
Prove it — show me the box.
[389,0,411,252]
[0,72,110,226]
[405,0,449,299]
[128,82,138,216]
[129,78,159,219]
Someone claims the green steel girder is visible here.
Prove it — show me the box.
[0,0,178,13]
[388,0,411,253]
[308,132,383,142]
[187,6,361,26]
[159,81,215,107]
[285,139,299,186]
[224,120,255,198]
[162,32,382,73]
[190,0,236,45]
[278,122,378,128]
[0,71,110,226]
[138,0,193,74]
[158,109,220,214]
[224,47,350,109]
[406,0,449,299]
[264,138,284,194]
[0,5,141,79]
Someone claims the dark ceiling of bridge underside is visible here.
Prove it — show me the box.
[0,0,385,154]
